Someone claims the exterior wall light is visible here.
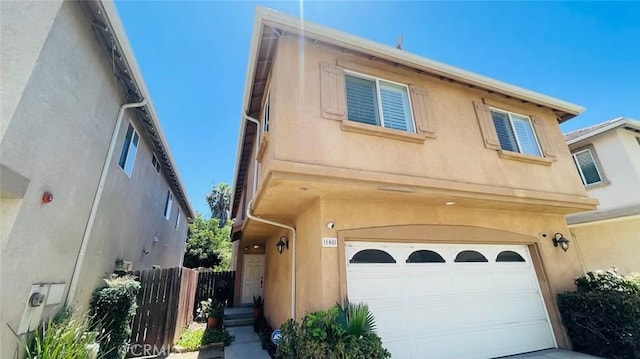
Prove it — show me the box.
[276,236,289,255]
[552,233,570,252]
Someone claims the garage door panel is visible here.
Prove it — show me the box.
[346,242,555,358]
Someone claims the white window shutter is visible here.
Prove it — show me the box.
[379,82,413,132]
[345,75,379,126]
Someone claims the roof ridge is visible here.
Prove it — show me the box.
[564,117,625,136]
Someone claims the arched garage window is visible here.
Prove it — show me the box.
[454,250,488,263]
[349,249,396,263]
[496,250,525,262]
[406,250,445,263]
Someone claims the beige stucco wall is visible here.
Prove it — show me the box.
[571,217,640,274]
[0,2,188,357]
[264,36,588,201]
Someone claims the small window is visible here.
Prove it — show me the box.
[496,251,525,262]
[151,154,161,174]
[164,190,173,220]
[345,73,415,132]
[118,123,139,176]
[454,250,488,263]
[491,109,541,156]
[406,250,446,263]
[263,89,270,132]
[572,149,602,185]
[175,211,181,230]
[349,249,396,263]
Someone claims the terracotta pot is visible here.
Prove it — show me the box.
[253,308,263,320]
[207,317,219,329]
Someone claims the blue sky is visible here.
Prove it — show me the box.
[115,1,640,215]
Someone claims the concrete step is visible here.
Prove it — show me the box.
[225,312,253,320]
[224,317,254,327]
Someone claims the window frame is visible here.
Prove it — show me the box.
[262,87,270,133]
[151,154,161,174]
[343,70,417,133]
[489,107,543,157]
[118,122,140,177]
[572,148,603,186]
[164,190,173,220]
[175,210,181,230]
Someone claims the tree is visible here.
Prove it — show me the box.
[206,183,231,227]
[183,213,231,270]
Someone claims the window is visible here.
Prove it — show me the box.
[454,250,488,263]
[491,108,541,156]
[118,123,139,176]
[496,251,525,262]
[151,154,161,174]
[164,190,173,220]
[572,149,602,185]
[345,73,415,132]
[175,211,181,230]
[263,89,270,132]
[406,250,446,263]
[349,249,396,263]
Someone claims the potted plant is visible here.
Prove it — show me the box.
[208,300,224,329]
[253,295,264,320]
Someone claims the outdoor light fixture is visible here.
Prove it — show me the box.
[552,233,570,252]
[276,236,289,255]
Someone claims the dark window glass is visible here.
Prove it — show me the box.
[350,249,396,263]
[454,250,488,263]
[496,251,525,262]
[406,250,446,263]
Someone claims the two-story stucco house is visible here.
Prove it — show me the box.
[565,117,640,274]
[0,1,193,356]
[230,8,597,358]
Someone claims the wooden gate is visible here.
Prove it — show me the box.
[194,270,235,317]
[128,267,198,356]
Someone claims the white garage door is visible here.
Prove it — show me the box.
[346,242,556,359]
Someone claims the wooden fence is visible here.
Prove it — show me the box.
[194,270,235,317]
[127,267,198,356]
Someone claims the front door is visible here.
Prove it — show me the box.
[241,254,265,304]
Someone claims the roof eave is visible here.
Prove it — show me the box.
[100,0,194,217]
[567,119,640,146]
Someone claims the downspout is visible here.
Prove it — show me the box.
[246,200,297,319]
[243,114,297,319]
[66,98,147,304]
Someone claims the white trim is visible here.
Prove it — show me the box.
[490,107,543,156]
[118,121,139,178]
[571,149,602,186]
[175,210,181,230]
[344,70,415,133]
[164,190,173,220]
[566,118,640,145]
[151,154,161,174]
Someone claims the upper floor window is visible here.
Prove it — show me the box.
[345,72,415,133]
[490,108,541,156]
[151,154,161,174]
[164,190,173,220]
[263,89,270,132]
[118,123,139,177]
[572,149,602,185]
[175,210,181,230]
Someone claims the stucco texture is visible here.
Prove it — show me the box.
[572,218,640,274]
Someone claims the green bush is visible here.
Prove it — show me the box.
[558,269,640,359]
[90,275,140,359]
[276,301,391,359]
[176,327,235,350]
[12,307,99,359]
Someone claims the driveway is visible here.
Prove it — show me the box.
[504,349,602,358]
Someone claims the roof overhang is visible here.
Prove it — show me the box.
[567,118,640,146]
[82,1,194,218]
[231,7,586,218]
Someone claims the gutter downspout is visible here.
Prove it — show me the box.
[246,201,297,320]
[66,98,147,304]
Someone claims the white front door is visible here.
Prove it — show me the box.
[346,242,556,359]
[241,254,265,304]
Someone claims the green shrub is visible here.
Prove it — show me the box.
[176,327,235,350]
[90,275,140,359]
[196,298,224,321]
[558,269,640,359]
[12,307,99,359]
[276,300,390,359]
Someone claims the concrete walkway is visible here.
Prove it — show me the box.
[505,349,602,358]
[224,326,270,359]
